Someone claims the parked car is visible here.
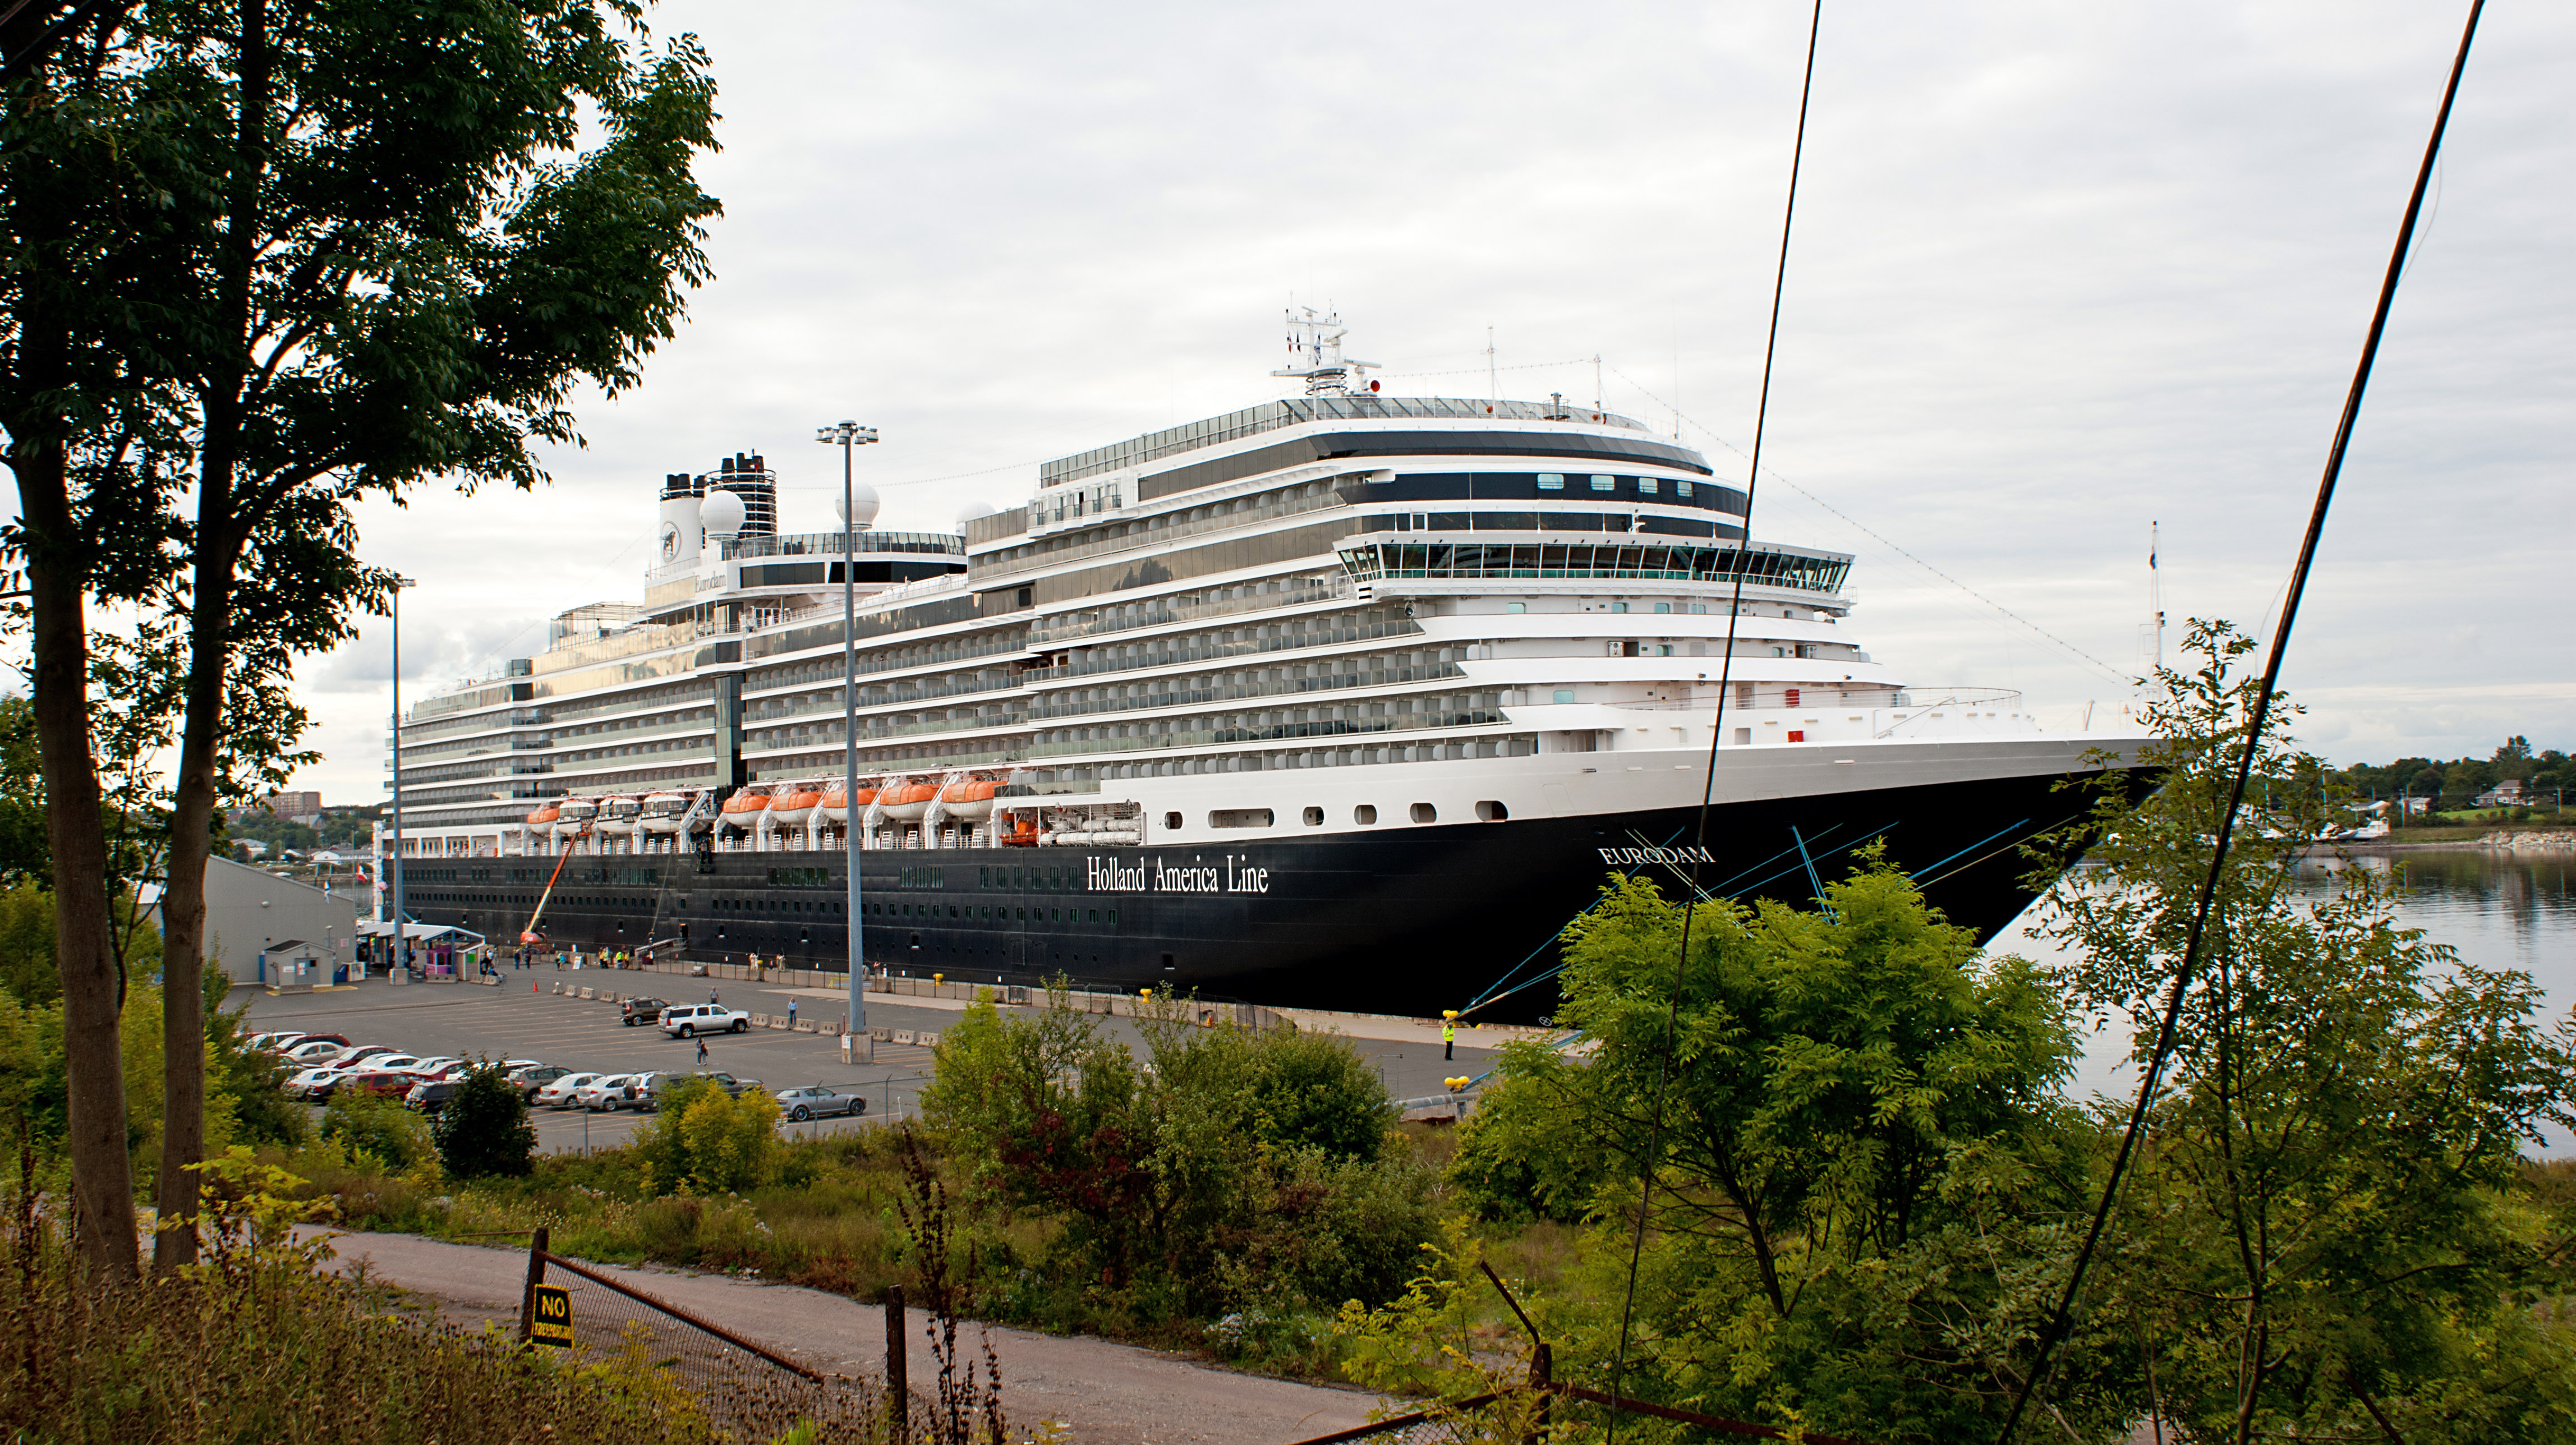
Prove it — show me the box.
[534,1073,602,1110]
[330,1044,402,1067]
[575,1075,642,1111]
[620,997,669,1027]
[291,1032,353,1050]
[248,1032,309,1053]
[364,1054,426,1075]
[408,1056,466,1078]
[774,1087,864,1122]
[657,1004,748,1038]
[282,1040,347,1065]
[334,1070,413,1100]
[639,1071,762,1110]
[509,1065,573,1098]
[284,1067,346,1100]
[404,1080,460,1114]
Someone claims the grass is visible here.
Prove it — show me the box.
[278,1115,1554,1386]
[0,1166,910,1443]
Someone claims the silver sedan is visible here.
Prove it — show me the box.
[774,1087,866,1122]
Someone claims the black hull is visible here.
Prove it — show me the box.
[405,771,2103,1021]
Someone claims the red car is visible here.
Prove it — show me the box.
[334,1071,413,1099]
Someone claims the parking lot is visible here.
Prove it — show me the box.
[242,972,1497,1154]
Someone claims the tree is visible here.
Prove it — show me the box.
[1463,859,2102,1439]
[631,1078,778,1195]
[431,1064,533,1180]
[2032,620,2576,1441]
[8,0,720,1273]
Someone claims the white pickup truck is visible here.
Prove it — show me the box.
[658,1002,749,1038]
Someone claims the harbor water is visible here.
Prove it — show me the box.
[2002,846,2576,1154]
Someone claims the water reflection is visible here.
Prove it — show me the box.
[2006,847,2576,1153]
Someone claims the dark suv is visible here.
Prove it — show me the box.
[637,1071,761,1111]
[404,1079,460,1114]
[620,997,669,1027]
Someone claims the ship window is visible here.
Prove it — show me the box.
[1553,689,1576,704]
[1410,803,1436,823]
[1108,910,1117,926]
[1535,473,1566,491]
[1302,806,1323,826]
[1209,808,1272,829]
[1087,909,1098,923]
[1590,475,1615,492]
[1164,811,1181,830]
[1637,477,1658,495]
[1354,804,1378,825]
[1611,601,1629,614]
[1476,800,1508,821]
[1654,602,1671,614]
[1677,480,1693,498]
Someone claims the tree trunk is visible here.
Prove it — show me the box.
[154,0,268,1274]
[14,449,138,1283]
[152,519,233,1273]
[5,53,139,1278]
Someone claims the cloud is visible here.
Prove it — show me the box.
[13,0,2559,803]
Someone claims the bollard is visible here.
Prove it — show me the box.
[885,1284,908,1436]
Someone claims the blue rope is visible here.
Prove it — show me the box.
[1904,818,2031,885]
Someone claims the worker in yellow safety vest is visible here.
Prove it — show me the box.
[1442,1018,1456,1061]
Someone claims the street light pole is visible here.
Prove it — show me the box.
[388,576,416,977]
[817,421,880,1061]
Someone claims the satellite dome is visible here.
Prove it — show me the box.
[833,481,882,528]
[700,487,747,536]
[954,500,997,526]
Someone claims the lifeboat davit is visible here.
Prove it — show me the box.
[880,781,936,822]
[768,785,821,829]
[553,798,599,840]
[820,783,879,825]
[936,777,1000,821]
[719,788,771,831]
[637,792,691,835]
[523,804,560,832]
[595,795,642,836]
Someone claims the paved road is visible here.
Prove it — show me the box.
[245,974,1496,1153]
[315,1228,1379,1444]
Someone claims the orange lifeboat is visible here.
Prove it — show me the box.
[820,783,879,825]
[769,785,821,829]
[719,788,771,830]
[880,781,936,822]
[936,777,1000,821]
[523,804,560,830]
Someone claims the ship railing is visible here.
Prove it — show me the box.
[975,489,1349,583]
[1014,706,1512,762]
[1872,689,2023,738]
[1027,574,1355,647]
[1018,618,1428,684]
[1025,660,1470,724]
[740,636,1029,687]
[719,530,965,561]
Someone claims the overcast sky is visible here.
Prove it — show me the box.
[86,1,2576,806]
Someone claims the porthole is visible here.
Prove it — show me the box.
[1475,800,1508,822]
[1164,811,1182,830]
[1302,806,1324,826]
[1411,803,1437,823]
[1354,805,1378,825]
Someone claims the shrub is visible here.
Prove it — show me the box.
[324,1087,434,1172]
[434,1064,537,1179]
[632,1079,780,1194]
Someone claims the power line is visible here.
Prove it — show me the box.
[1995,4,2486,1436]
[1606,5,1824,1440]
[1603,363,2128,684]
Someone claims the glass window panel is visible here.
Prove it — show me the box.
[1537,473,1565,490]
[1590,475,1616,491]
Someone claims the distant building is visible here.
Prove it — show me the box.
[2474,779,2529,808]
[233,790,326,827]
[201,854,358,986]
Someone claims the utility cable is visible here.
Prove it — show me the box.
[1994,4,2485,1438]
[1602,363,2127,684]
[1606,3,1824,1437]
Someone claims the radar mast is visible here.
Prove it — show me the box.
[1271,305,1378,397]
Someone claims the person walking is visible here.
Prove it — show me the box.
[1442,1017,1456,1061]
[696,1036,710,1065]
[709,987,719,1005]
[786,998,798,1029]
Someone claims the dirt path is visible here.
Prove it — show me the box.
[311,1228,1378,1444]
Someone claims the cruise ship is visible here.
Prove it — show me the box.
[378,314,2144,1018]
